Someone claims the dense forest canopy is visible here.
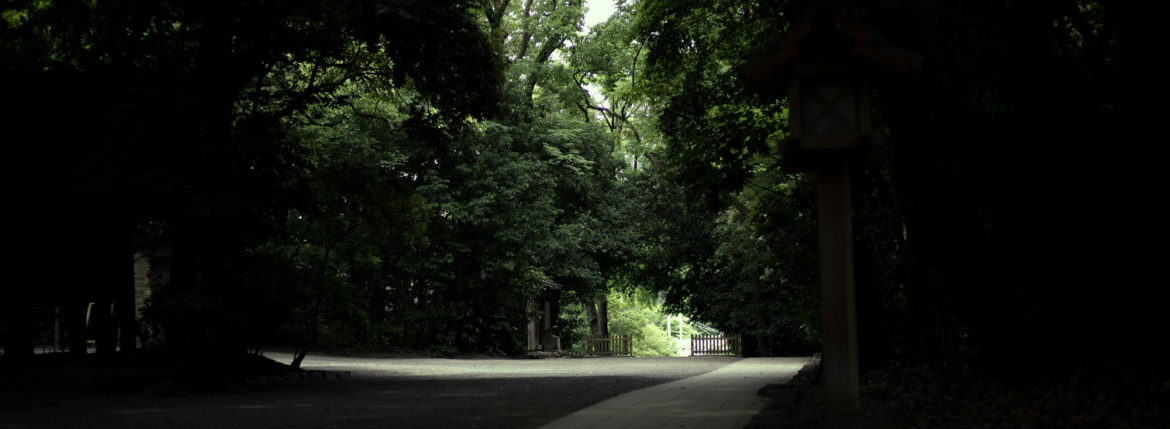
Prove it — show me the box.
[630,0,1134,373]
[1,0,1141,382]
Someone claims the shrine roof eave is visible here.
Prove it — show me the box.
[742,9,921,96]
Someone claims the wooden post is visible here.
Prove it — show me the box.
[666,315,672,348]
[119,236,138,352]
[743,8,916,424]
[817,154,860,427]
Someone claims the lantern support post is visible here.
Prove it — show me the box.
[742,6,919,428]
[816,152,860,427]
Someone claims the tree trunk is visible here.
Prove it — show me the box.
[54,307,63,352]
[67,301,87,356]
[119,235,138,353]
[291,347,309,370]
[93,300,117,356]
[596,296,609,338]
[583,298,600,336]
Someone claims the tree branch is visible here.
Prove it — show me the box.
[515,0,535,62]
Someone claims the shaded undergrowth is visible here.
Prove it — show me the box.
[756,355,1168,428]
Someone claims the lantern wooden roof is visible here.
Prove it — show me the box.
[743,6,921,95]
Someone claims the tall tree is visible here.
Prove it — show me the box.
[2,0,503,366]
[630,0,1129,372]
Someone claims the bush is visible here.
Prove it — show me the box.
[607,292,677,357]
[634,324,675,357]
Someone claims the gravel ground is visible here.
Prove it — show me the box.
[0,352,738,429]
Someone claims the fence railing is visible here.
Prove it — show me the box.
[690,334,742,356]
[583,335,633,357]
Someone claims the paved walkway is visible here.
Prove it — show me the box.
[539,357,812,429]
[0,353,810,428]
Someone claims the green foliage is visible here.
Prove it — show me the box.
[10,0,1124,374]
[239,0,634,355]
[626,0,1128,372]
[605,292,676,357]
[618,155,820,356]
[635,324,674,357]
[556,291,592,355]
[2,0,508,359]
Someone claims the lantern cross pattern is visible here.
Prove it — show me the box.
[803,79,859,136]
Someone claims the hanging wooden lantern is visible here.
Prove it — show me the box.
[744,5,918,171]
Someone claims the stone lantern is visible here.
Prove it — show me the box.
[744,4,919,426]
